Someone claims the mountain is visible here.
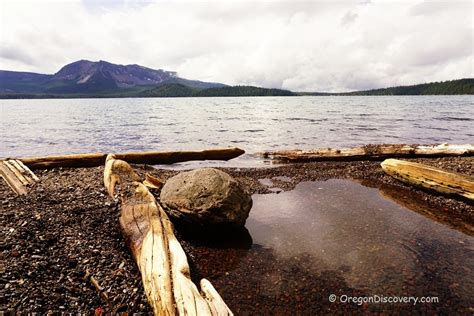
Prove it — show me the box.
[0,60,225,95]
[1,61,471,98]
[0,71,52,93]
[301,79,474,96]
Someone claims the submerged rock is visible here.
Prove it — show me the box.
[160,168,252,226]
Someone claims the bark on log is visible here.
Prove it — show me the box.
[261,144,473,162]
[381,158,474,201]
[12,147,245,170]
[104,154,232,315]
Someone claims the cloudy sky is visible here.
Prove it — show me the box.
[1,0,472,92]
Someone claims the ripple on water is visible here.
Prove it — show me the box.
[435,117,473,121]
[244,180,473,311]
[1,96,473,158]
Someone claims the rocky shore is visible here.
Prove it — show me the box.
[1,157,473,314]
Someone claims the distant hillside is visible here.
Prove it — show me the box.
[301,79,474,96]
[138,84,295,97]
[0,71,52,93]
[1,61,471,98]
[193,85,295,97]
[138,83,196,97]
[0,60,225,95]
[0,83,296,99]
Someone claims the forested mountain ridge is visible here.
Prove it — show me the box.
[301,79,474,96]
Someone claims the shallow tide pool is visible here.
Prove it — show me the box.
[186,179,473,314]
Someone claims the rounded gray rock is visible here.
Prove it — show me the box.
[160,168,252,226]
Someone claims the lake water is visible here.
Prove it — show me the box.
[1,96,473,165]
[183,179,473,314]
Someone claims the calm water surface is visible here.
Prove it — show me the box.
[1,96,473,164]
[183,179,473,314]
[212,180,473,313]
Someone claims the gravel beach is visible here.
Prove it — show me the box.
[1,157,473,314]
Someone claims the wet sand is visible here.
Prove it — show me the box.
[1,157,473,314]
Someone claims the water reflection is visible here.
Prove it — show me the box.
[245,180,473,312]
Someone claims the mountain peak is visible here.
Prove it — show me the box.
[53,60,177,88]
[0,59,226,94]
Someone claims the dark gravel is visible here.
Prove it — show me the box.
[1,157,472,314]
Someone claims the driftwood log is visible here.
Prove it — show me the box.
[261,144,473,162]
[0,159,39,195]
[8,147,245,170]
[381,158,474,201]
[104,154,232,315]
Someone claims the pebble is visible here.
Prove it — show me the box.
[1,158,472,314]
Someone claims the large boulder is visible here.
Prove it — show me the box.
[160,168,252,226]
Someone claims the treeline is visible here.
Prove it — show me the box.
[2,79,471,99]
[0,84,296,99]
[302,79,473,96]
[138,84,296,97]
[194,85,295,97]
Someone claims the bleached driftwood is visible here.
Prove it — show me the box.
[381,158,474,201]
[0,159,39,195]
[11,147,245,169]
[262,144,473,162]
[104,154,232,315]
[143,173,164,190]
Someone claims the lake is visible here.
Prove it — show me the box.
[1,96,473,165]
[190,179,473,314]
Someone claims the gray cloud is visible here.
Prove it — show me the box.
[409,0,472,16]
[0,0,472,92]
[341,11,358,26]
[0,46,37,66]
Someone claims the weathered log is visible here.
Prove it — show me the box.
[11,147,245,170]
[17,153,107,170]
[4,161,30,186]
[10,159,39,182]
[261,144,473,162]
[104,154,232,315]
[0,159,39,195]
[114,147,245,165]
[143,173,164,190]
[0,162,27,195]
[381,159,474,201]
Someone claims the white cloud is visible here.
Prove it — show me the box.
[0,0,472,92]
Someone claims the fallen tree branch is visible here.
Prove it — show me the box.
[381,158,474,201]
[104,154,232,315]
[84,269,113,310]
[8,147,245,170]
[261,143,473,162]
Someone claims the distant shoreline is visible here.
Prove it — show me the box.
[1,79,472,99]
[1,94,473,100]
